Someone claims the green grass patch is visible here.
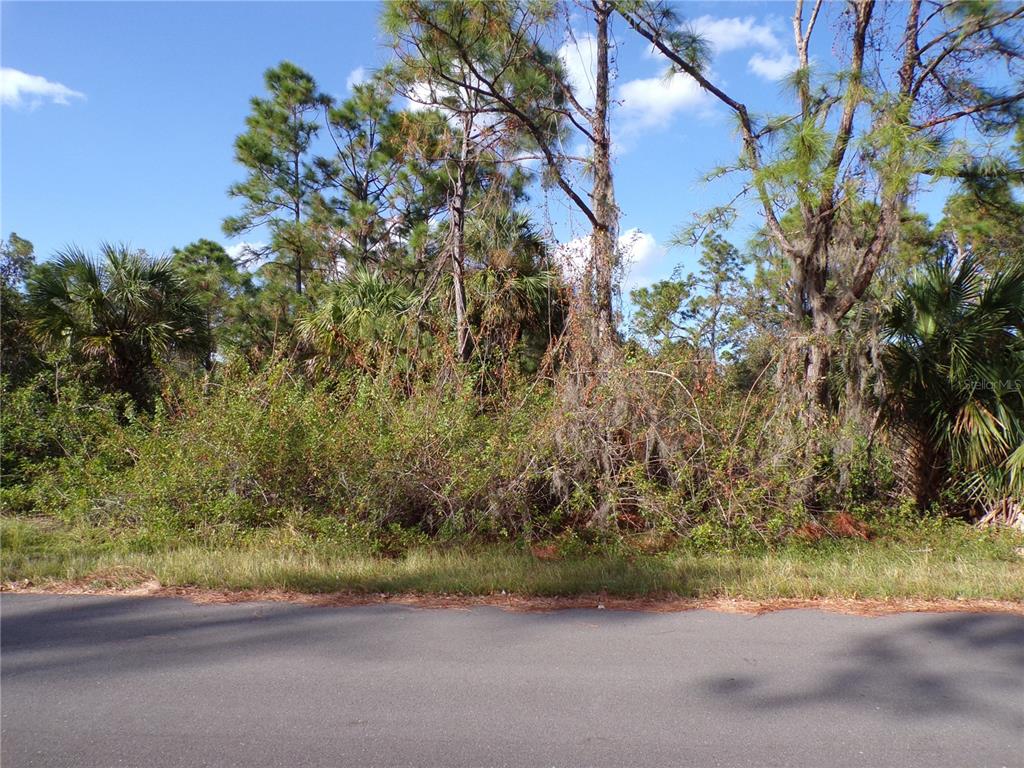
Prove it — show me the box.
[3,516,1022,600]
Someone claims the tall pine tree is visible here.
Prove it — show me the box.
[224,62,329,297]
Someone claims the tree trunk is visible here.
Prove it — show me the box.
[805,332,832,416]
[111,351,149,411]
[588,0,618,359]
[450,113,472,362]
[776,253,840,507]
[590,2,615,338]
[294,150,304,296]
[906,428,948,510]
[708,293,721,367]
[204,308,214,372]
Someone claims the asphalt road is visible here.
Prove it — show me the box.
[1,595,1022,768]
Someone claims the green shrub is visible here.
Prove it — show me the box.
[5,355,909,552]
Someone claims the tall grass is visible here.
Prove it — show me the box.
[4,517,1021,600]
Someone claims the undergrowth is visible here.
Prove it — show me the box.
[3,514,1021,599]
[3,361,1021,601]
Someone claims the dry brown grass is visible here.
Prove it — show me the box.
[4,579,1021,616]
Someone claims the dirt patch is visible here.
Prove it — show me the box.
[3,579,1022,616]
[829,512,871,540]
[794,513,871,542]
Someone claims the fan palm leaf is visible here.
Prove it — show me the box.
[296,266,412,374]
[26,244,208,406]
[883,255,1024,510]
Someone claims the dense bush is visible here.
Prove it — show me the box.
[3,354,904,552]
[10,363,541,543]
[0,372,128,505]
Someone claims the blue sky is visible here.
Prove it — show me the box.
[2,1,957,297]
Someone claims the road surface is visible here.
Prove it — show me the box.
[2,594,1022,767]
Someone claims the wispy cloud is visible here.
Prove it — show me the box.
[621,16,785,136]
[1,67,85,109]
[564,15,789,141]
[402,80,440,113]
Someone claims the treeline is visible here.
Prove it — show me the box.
[2,0,1023,549]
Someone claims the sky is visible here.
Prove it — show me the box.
[2,1,961,300]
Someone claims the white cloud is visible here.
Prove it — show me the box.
[619,228,667,266]
[345,66,369,91]
[622,272,659,301]
[559,33,598,110]
[690,15,782,54]
[556,229,667,284]
[620,228,667,296]
[0,67,85,109]
[559,26,722,138]
[682,15,800,82]
[748,52,800,80]
[402,79,468,115]
[402,80,436,112]
[618,71,711,133]
[401,77,514,140]
[555,236,589,281]
[224,241,268,269]
[400,81,475,133]
[510,150,541,171]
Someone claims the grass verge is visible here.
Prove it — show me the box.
[2,516,1023,602]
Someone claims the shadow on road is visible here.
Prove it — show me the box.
[3,594,1023,735]
[701,612,1024,730]
[0,595,663,680]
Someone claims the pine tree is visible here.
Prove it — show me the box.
[171,239,254,367]
[224,61,329,297]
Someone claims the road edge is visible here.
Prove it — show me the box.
[3,582,1023,616]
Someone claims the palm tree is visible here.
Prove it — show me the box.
[27,244,208,407]
[463,209,560,375]
[882,255,1024,511]
[296,266,412,375]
